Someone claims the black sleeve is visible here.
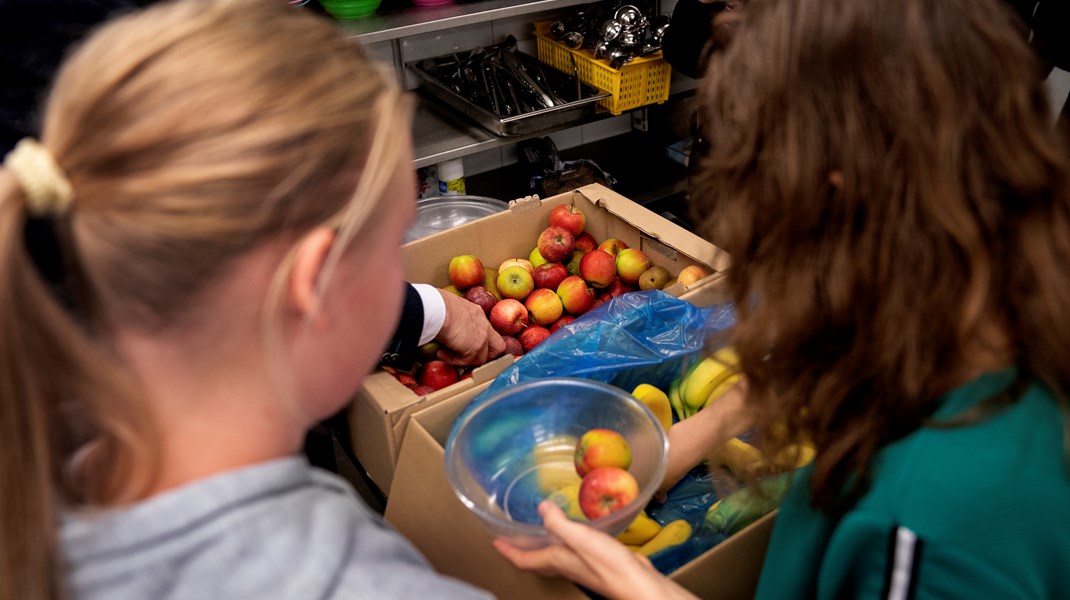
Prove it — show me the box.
[379,282,426,370]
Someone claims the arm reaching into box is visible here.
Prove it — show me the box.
[659,380,753,496]
[434,287,507,366]
[380,283,505,368]
[493,502,700,600]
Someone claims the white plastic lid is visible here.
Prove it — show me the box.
[437,158,465,181]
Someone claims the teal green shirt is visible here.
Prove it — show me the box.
[755,370,1070,599]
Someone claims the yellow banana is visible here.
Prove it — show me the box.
[615,511,663,545]
[708,437,764,479]
[681,347,739,411]
[769,442,817,471]
[668,377,688,421]
[631,383,673,431]
[533,434,581,493]
[701,372,742,410]
[637,519,692,557]
[545,482,587,521]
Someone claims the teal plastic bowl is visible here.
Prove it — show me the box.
[320,0,381,19]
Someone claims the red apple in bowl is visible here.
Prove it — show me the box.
[448,254,484,290]
[556,275,595,315]
[489,298,529,336]
[579,249,617,289]
[419,360,460,391]
[518,325,551,352]
[537,225,576,263]
[524,288,564,325]
[549,203,586,236]
[574,232,598,254]
[574,428,632,476]
[532,262,568,290]
[615,248,651,285]
[597,238,629,257]
[578,466,640,520]
[464,285,498,315]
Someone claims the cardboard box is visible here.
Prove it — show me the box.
[385,274,776,600]
[348,183,730,495]
[385,360,773,597]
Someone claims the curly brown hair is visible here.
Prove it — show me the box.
[694,0,1070,512]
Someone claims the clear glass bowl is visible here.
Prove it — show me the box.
[445,377,669,549]
[404,195,508,243]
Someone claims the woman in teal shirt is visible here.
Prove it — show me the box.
[495,0,1070,597]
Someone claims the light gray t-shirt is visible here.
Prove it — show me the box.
[62,457,494,599]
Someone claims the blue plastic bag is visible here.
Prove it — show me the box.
[450,289,736,438]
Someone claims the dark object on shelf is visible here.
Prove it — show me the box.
[409,38,609,136]
[662,0,744,79]
[518,136,616,196]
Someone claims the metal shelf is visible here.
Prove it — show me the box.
[339,0,593,44]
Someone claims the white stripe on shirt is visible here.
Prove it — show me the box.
[886,526,919,600]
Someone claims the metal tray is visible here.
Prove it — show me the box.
[408,50,610,137]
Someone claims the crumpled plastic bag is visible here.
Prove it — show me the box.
[450,289,736,437]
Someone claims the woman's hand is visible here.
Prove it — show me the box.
[493,501,699,600]
[434,288,506,366]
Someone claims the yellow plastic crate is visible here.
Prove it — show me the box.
[534,20,671,115]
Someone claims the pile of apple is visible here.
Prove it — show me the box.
[385,202,713,395]
[573,428,639,519]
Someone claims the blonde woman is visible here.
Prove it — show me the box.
[0,1,494,598]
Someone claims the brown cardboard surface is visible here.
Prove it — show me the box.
[348,184,728,494]
[385,275,777,599]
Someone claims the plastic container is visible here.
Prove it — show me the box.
[445,377,669,550]
[319,0,381,19]
[437,159,466,196]
[534,20,672,115]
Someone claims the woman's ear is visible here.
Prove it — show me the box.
[289,227,337,321]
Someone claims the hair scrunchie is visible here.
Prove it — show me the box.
[3,138,74,217]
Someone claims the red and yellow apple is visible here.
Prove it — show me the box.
[578,466,639,520]
[524,288,564,325]
[489,298,529,336]
[498,258,533,274]
[615,248,651,285]
[518,325,552,352]
[537,225,576,263]
[579,249,617,289]
[448,254,485,290]
[677,264,713,287]
[597,238,629,257]
[548,203,587,236]
[556,275,595,315]
[532,262,569,290]
[497,265,535,301]
[574,428,632,476]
